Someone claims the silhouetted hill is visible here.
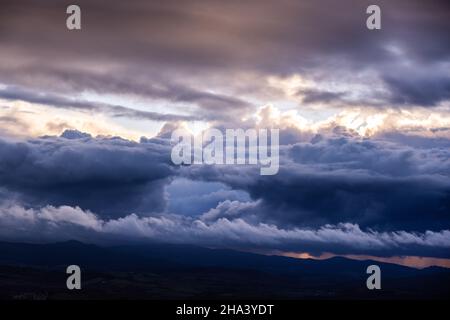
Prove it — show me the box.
[0,240,449,299]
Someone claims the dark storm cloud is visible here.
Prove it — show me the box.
[0,0,448,108]
[0,0,449,256]
[0,131,176,218]
[0,129,449,257]
[182,136,450,232]
[4,127,448,233]
[383,70,450,106]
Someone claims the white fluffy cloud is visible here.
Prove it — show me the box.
[1,203,449,257]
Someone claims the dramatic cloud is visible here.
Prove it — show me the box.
[0,0,448,117]
[182,135,450,231]
[383,66,450,106]
[0,86,201,122]
[0,203,449,258]
[1,129,449,234]
[0,0,449,262]
[0,131,176,217]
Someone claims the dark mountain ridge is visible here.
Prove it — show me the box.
[0,240,448,299]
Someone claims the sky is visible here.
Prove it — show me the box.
[0,0,449,268]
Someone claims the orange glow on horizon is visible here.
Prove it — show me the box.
[279,251,450,269]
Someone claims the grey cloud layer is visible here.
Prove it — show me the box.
[182,136,450,232]
[0,0,449,257]
[0,129,449,257]
[1,130,448,237]
[0,203,449,258]
[0,86,202,122]
[0,132,175,217]
[0,0,449,112]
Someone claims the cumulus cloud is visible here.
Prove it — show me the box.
[182,133,450,231]
[0,203,449,258]
[1,123,449,234]
[0,125,449,259]
[259,105,450,139]
[0,131,176,218]
[0,0,448,265]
